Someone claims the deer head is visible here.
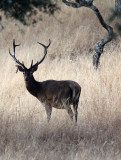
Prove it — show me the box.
[9,39,51,82]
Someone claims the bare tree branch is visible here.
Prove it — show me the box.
[115,0,121,12]
[62,0,114,69]
[62,0,82,8]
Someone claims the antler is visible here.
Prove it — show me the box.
[31,39,51,68]
[9,39,26,69]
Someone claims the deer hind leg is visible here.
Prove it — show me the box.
[65,106,73,121]
[45,105,52,122]
[73,103,78,124]
[73,91,80,124]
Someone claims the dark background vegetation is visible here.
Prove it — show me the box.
[0,0,120,32]
[0,0,59,25]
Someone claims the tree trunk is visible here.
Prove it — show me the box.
[62,0,114,69]
[115,0,121,12]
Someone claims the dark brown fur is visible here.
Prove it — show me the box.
[9,39,81,123]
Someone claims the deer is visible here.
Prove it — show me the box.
[9,39,81,123]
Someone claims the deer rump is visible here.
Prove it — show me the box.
[37,80,81,109]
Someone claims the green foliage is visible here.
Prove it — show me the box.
[0,0,59,25]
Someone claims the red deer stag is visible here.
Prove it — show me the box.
[9,39,81,123]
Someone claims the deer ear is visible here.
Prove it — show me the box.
[32,65,38,72]
[16,65,24,72]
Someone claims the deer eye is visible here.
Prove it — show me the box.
[30,71,33,75]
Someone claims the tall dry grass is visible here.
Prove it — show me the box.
[0,0,121,159]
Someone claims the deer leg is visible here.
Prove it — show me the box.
[45,105,52,122]
[73,104,78,124]
[65,106,73,121]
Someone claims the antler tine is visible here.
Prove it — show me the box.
[37,39,51,49]
[37,39,51,65]
[30,59,33,68]
[31,39,51,68]
[9,39,25,68]
[13,39,20,56]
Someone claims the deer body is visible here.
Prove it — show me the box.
[9,40,81,123]
[25,78,81,108]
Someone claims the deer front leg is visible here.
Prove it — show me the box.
[45,105,52,122]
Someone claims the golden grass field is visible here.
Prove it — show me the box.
[0,0,121,159]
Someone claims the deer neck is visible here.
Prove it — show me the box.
[25,76,40,98]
